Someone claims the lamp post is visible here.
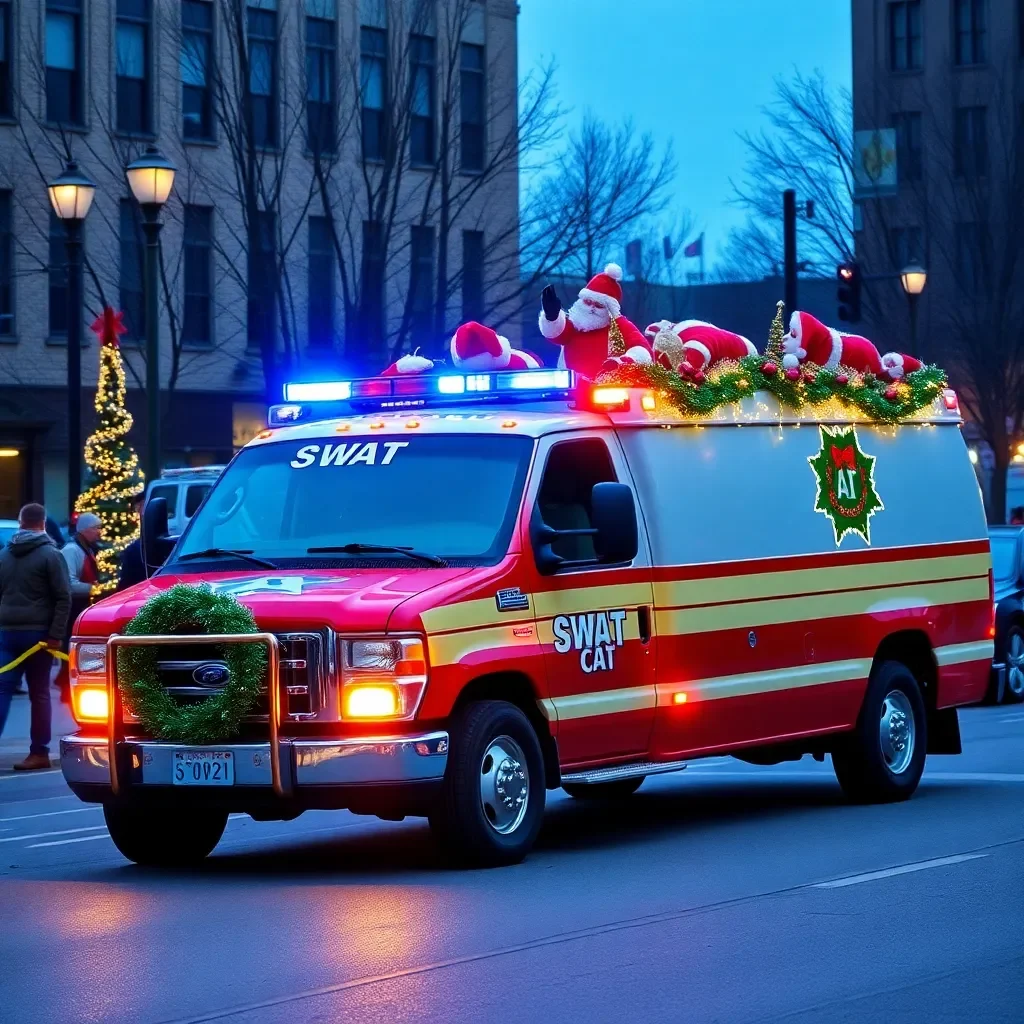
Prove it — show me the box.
[900,263,928,362]
[48,160,96,513]
[125,146,176,486]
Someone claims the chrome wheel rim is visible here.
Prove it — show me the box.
[1007,633,1024,697]
[480,735,529,835]
[879,689,915,776]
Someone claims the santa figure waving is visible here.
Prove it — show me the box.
[538,264,653,379]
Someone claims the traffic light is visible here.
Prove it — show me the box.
[837,262,862,323]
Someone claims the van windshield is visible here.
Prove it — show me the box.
[171,434,533,567]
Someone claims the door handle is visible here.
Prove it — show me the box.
[637,606,652,645]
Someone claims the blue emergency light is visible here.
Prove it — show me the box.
[270,368,575,426]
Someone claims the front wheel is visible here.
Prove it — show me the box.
[563,777,644,800]
[832,660,927,803]
[103,803,228,866]
[429,700,546,867]
[1002,626,1024,704]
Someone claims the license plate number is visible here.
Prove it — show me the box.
[173,750,234,786]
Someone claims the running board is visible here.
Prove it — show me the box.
[561,760,688,785]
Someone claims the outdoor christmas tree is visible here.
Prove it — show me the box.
[764,300,786,363]
[75,307,145,596]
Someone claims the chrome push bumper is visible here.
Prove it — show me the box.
[60,732,449,788]
[61,630,448,801]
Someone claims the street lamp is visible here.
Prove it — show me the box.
[900,262,928,361]
[126,145,176,485]
[48,159,96,513]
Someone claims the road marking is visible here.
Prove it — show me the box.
[0,769,61,781]
[29,833,111,849]
[0,825,107,844]
[997,713,1024,723]
[680,769,1024,784]
[0,806,102,823]
[815,853,988,889]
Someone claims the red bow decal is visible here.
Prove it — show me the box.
[90,307,128,347]
[831,445,856,470]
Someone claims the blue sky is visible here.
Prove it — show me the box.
[518,0,852,268]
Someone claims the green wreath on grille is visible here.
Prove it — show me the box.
[118,584,268,745]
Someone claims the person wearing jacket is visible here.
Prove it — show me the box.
[55,513,102,705]
[0,503,71,770]
[117,494,147,592]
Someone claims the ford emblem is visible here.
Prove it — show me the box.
[193,663,230,687]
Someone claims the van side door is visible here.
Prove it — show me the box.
[520,432,656,767]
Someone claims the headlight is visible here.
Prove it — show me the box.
[73,642,107,677]
[341,638,427,720]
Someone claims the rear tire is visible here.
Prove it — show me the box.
[429,700,546,867]
[832,660,927,804]
[1001,625,1024,704]
[104,804,227,866]
[563,777,644,800]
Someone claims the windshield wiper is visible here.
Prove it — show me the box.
[177,548,278,570]
[306,543,446,567]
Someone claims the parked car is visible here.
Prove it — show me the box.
[0,518,18,546]
[146,466,226,537]
[989,526,1024,703]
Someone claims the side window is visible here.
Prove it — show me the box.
[184,483,211,518]
[536,438,617,563]
[149,484,178,516]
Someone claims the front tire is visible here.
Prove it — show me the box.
[563,777,644,800]
[832,660,927,803]
[429,700,546,867]
[103,803,228,866]
[1001,625,1024,704]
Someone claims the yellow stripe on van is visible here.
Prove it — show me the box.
[543,686,657,722]
[935,640,994,666]
[653,554,990,610]
[655,577,989,637]
[532,583,653,618]
[422,597,532,634]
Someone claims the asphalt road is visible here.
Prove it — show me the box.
[1,706,1022,1024]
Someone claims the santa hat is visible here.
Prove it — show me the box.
[784,311,836,369]
[450,321,543,371]
[578,263,624,318]
[380,352,434,376]
[881,352,923,380]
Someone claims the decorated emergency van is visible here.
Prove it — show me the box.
[61,360,993,867]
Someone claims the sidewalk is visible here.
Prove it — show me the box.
[0,686,77,770]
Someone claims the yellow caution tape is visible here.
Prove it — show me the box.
[0,641,70,675]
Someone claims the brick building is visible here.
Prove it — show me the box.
[0,0,521,518]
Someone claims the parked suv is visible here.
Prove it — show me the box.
[146,466,225,536]
[989,526,1024,704]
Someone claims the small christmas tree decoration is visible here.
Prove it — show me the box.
[75,307,145,596]
[764,300,785,362]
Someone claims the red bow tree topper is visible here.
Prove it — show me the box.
[90,307,128,348]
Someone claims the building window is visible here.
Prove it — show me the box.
[892,111,922,182]
[955,0,986,66]
[119,200,144,341]
[46,0,84,125]
[247,0,278,148]
[182,1,214,140]
[48,211,67,337]
[307,216,334,347]
[409,35,435,165]
[0,1,12,119]
[360,27,387,161]
[460,44,485,172]
[247,211,276,350]
[0,191,12,336]
[462,230,484,322]
[888,1,922,71]
[116,0,151,134]
[306,1,336,154]
[955,222,986,291]
[955,106,987,178]
[410,225,435,346]
[362,219,384,341]
[889,226,923,270]
[183,206,213,346]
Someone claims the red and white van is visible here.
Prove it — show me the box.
[61,369,993,866]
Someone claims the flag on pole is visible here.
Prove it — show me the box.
[683,234,704,258]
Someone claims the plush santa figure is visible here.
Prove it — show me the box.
[380,352,435,376]
[783,311,884,376]
[650,320,757,377]
[880,352,923,380]
[450,321,542,370]
[538,264,652,378]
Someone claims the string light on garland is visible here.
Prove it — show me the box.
[74,307,145,597]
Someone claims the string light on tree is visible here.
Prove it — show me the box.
[74,307,145,596]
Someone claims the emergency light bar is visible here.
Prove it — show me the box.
[270,368,575,425]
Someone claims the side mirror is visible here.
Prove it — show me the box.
[141,497,174,577]
[591,482,638,564]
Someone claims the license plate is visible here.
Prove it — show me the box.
[172,750,234,786]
